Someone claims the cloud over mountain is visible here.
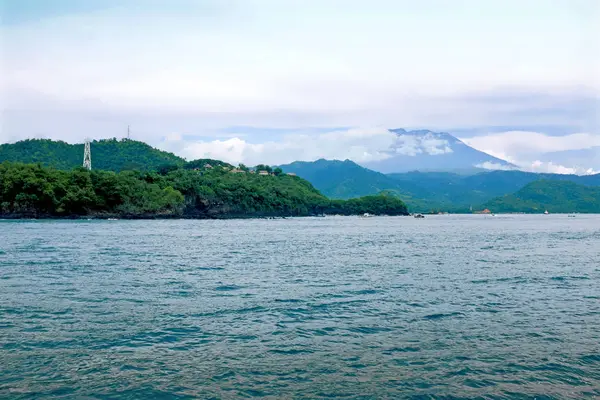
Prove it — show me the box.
[462,131,600,175]
[159,128,515,173]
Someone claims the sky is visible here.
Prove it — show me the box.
[1,0,599,173]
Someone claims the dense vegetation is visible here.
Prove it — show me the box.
[0,162,408,218]
[483,180,600,213]
[3,139,598,214]
[0,139,185,172]
[280,159,600,213]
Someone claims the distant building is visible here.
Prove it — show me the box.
[204,163,213,169]
[230,168,245,173]
[258,170,269,176]
[286,172,296,176]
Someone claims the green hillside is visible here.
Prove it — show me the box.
[279,159,401,198]
[3,139,599,215]
[0,162,408,218]
[483,180,600,213]
[0,139,185,172]
[280,159,600,212]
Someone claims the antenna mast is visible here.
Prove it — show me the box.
[83,138,92,170]
[127,125,130,139]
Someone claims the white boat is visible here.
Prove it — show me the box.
[544,210,549,215]
[360,213,373,218]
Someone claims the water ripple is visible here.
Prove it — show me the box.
[1,215,599,398]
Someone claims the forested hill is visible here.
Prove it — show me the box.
[0,162,409,219]
[0,139,185,171]
[483,180,600,213]
[279,158,600,212]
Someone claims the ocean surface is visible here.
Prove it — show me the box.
[1,215,599,399]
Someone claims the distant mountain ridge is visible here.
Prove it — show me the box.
[279,158,600,212]
[483,180,600,213]
[361,128,515,173]
[5,138,600,213]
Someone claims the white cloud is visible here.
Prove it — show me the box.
[528,160,597,175]
[392,134,453,156]
[464,130,600,174]
[475,162,515,171]
[2,0,598,119]
[476,157,598,175]
[461,131,600,157]
[158,128,456,165]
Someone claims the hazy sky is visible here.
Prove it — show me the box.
[1,0,599,172]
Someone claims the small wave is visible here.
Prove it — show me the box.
[214,284,244,291]
[311,327,337,336]
[580,354,600,364]
[120,364,147,372]
[347,326,392,334]
[475,307,499,313]
[228,334,258,341]
[383,346,421,354]
[191,306,266,318]
[463,378,496,388]
[423,312,464,320]
[347,289,380,295]
[212,370,236,381]
[551,275,589,281]
[270,348,313,355]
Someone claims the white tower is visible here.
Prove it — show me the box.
[83,138,92,170]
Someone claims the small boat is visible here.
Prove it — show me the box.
[544,210,549,215]
[360,213,373,218]
[413,214,425,219]
[107,218,119,221]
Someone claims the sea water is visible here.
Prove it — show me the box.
[1,215,599,398]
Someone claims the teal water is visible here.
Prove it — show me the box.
[1,215,599,399]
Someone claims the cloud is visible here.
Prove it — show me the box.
[392,134,453,156]
[475,162,515,171]
[158,128,456,165]
[476,157,598,175]
[464,130,600,174]
[461,131,600,158]
[2,0,598,136]
[528,160,597,175]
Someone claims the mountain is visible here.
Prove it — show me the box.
[483,180,600,213]
[0,162,408,218]
[390,169,600,204]
[280,158,600,212]
[278,159,401,199]
[361,129,515,173]
[0,138,185,171]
